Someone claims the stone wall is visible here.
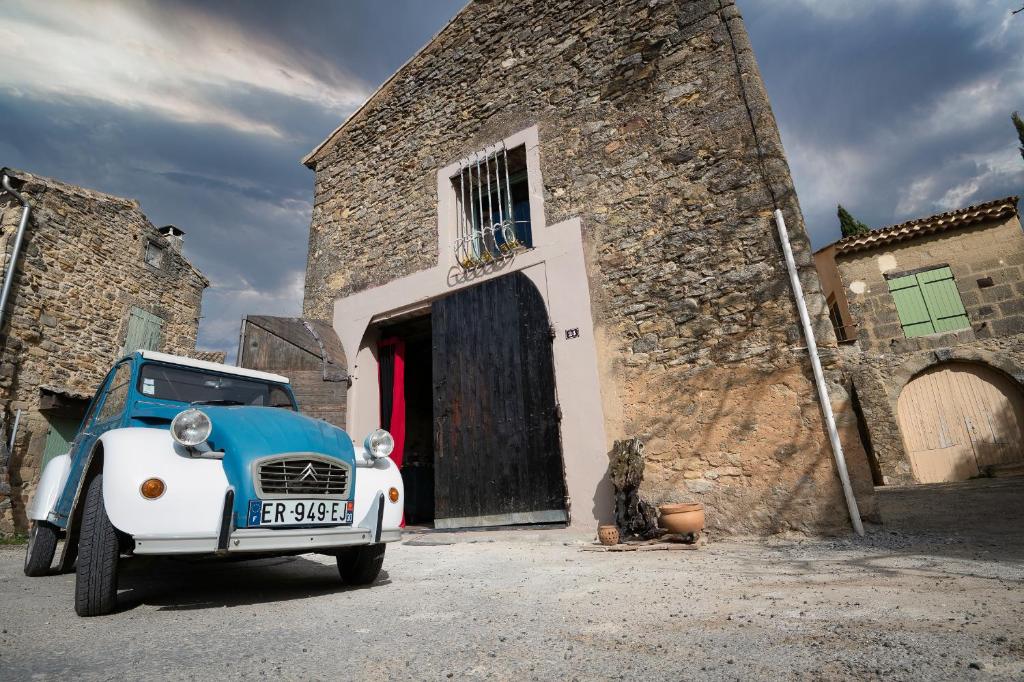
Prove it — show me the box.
[836,212,1024,484]
[838,214,1024,352]
[303,0,875,534]
[0,169,209,533]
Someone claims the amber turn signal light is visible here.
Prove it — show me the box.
[140,478,166,500]
[388,487,400,503]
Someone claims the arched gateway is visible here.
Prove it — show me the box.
[897,362,1024,483]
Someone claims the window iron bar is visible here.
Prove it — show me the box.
[452,147,528,271]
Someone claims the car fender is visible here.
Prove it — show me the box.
[99,427,229,537]
[26,454,72,522]
[353,451,404,531]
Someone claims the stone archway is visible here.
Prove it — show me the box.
[896,361,1024,483]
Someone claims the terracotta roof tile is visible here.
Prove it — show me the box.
[833,196,1020,254]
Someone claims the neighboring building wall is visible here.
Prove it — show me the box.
[814,244,856,341]
[303,0,874,533]
[0,169,209,533]
[834,206,1024,484]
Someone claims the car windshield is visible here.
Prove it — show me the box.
[138,363,296,409]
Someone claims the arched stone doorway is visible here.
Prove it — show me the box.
[897,362,1024,483]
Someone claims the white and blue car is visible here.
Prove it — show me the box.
[24,350,403,616]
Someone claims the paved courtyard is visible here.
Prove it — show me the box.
[3,499,1024,681]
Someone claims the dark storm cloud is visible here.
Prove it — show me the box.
[0,0,1020,358]
[164,0,467,86]
[0,0,465,358]
[742,0,1024,245]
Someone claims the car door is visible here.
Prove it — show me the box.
[51,361,133,525]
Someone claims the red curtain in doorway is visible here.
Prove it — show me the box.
[377,337,406,470]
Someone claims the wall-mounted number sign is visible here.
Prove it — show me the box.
[565,328,580,339]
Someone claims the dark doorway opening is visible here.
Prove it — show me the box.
[379,313,435,526]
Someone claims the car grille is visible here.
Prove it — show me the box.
[256,457,350,497]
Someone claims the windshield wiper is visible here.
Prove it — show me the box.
[190,399,245,406]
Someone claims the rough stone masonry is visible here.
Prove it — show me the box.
[302,0,875,533]
[0,169,209,534]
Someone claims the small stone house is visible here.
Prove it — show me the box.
[0,168,212,534]
[815,196,1024,485]
[248,0,876,534]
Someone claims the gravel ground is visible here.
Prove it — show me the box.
[2,524,1023,681]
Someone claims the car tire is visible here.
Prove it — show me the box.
[23,520,59,577]
[74,475,120,617]
[336,543,386,585]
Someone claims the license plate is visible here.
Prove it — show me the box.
[247,499,354,527]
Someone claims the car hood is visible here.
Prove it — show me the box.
[202,405,355,465]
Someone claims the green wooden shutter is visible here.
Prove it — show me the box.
[41,416,81,467]
[124,307,163,353]
[887,266,970,338]
[918,267,970,333]
[887,274,934,338]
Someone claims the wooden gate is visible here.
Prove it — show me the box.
[238,316,348,428]
[432,272,567,528]
[897,362,1024,483]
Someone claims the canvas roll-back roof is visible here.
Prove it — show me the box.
[140,350,290,384]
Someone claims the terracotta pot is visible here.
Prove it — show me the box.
[658,503,705,534]
[597,525,620,546]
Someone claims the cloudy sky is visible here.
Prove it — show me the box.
[0,0,1021,358]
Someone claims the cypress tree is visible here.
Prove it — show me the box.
[837,204,871,237]
[1013,111,1024,162]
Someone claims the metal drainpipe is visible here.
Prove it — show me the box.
[0,173,31,335]
[774,208,865,536]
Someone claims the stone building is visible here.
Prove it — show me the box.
[815,196,1024,485]
[0,168,210,534]
[279,0,876,534]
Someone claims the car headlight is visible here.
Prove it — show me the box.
[171,408,212,447]
[363,429,394,459]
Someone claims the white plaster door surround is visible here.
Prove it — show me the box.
[330,126,613,528]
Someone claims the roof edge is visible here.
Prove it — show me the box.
[2,166,211,287]
[301,1,472,168]
[2,166,139,206]
[827,195,1020,255]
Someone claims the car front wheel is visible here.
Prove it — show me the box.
[74,474,120,616]
[336,543,385,585]
[23,520,59,577]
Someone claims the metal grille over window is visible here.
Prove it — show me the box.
[452,144,532,270]
[257,457,350,497]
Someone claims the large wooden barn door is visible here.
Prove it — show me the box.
[897,362,1024,483]
[432,272,567,528]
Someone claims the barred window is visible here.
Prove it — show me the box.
[451,144,531,269]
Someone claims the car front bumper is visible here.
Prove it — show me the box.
[132,526,402,555]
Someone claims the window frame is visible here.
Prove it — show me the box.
[144,240,167,269]
[436,126,546,272]
[95,361,133,424]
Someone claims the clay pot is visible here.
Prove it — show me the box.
[597,525,620,546]
[658,503,705,534]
